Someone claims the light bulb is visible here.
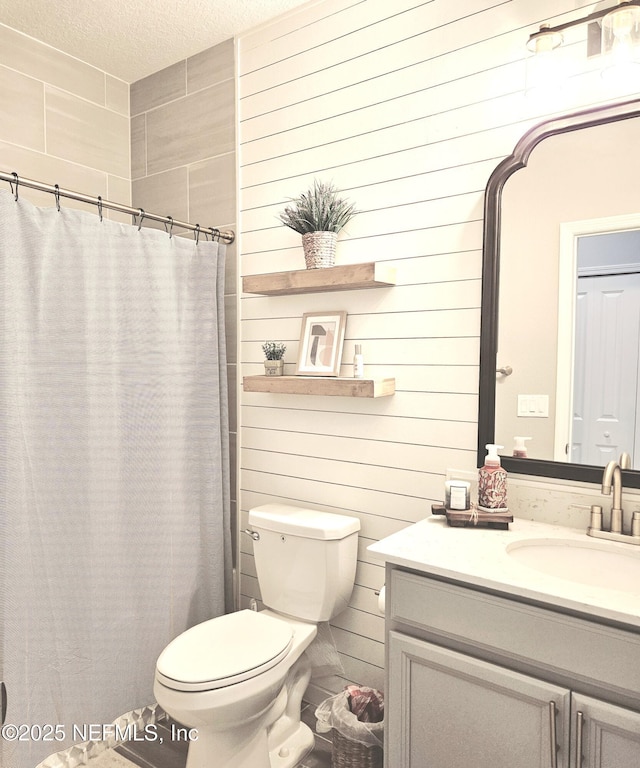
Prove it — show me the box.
[601,2,640,79]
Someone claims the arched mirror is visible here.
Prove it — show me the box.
[478,97,640,488]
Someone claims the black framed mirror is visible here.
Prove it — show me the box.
[478,97,640,488]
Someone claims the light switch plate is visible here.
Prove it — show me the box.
[517,394,549,418]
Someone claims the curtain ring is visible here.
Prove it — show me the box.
[164,216,174,239]
[194,224,201,244]
[54,184,61,212]
[97,196,103,222]
[11,172,19,201]
[137,208,145,231]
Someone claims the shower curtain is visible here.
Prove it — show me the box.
[0,189,232,768]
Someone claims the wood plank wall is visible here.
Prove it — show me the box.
[236,0,640,701]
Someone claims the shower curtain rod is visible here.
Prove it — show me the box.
[1,171,235,244]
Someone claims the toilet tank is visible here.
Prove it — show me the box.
[248,504,360,622]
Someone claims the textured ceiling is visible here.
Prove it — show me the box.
[0,0,311,82]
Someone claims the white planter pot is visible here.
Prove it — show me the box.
[302,231,337,269]
[264,360,284,376]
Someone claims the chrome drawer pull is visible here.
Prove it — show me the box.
[575,711,584,768]
[1,683,6,726]
[549,701,558,768]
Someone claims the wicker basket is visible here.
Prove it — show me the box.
[302,231,337,269]
[332,728,383,768]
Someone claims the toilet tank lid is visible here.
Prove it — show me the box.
[249,504,360,540]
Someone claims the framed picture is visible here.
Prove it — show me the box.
[296,311,347,376]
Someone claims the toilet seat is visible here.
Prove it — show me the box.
[155,610,293,693]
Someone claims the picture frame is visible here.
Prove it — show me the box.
[296,311,347,377]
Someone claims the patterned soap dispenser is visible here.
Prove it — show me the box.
[478,444,508,512]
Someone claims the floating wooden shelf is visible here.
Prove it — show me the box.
[242,262,396,296]
[243,375,395,398]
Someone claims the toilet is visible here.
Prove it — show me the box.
[153,503,360,768]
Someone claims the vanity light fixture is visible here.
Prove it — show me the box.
[525,24,566,94]
[527,0,640,85]
[526,24,564,56]
[601,0,640,78]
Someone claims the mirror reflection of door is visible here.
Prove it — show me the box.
[571,230,640,469]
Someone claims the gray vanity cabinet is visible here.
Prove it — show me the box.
[572,694,640,768]
[385,566,640,768]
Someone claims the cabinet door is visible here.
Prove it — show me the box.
[387,631,571,768]
[572,693,640,768]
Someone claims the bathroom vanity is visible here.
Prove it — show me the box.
[368,517,640,768]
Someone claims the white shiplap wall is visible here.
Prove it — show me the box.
[237,0,640,701]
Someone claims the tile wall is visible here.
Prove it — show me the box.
[130,39,239,587]
[0,23,130,217]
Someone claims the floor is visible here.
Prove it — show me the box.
[88,706,331,768]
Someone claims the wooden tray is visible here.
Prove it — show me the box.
[431,503,513,529]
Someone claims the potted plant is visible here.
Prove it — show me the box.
[278,179,358,269]
[262,341,286,376]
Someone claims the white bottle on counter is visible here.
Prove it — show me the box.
[353,344,364,378]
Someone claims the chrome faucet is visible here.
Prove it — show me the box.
[588,457,640,545]
[619,451,631,470]
[601,460,623,533]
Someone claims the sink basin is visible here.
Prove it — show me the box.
[506,538,640,593]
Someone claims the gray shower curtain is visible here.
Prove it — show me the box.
[0,189,231,768]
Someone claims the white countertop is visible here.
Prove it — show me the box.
[367,516,640,629]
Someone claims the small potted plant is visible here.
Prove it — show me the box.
[262,342,286,376]
[278,179,358,269]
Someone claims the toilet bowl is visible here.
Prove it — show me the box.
[154,610,317,768]
[153,504,360,768]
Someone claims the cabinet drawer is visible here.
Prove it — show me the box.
[387,631,571,768]
[390,568,640,704]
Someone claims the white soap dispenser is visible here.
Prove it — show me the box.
[478,444,508,512]
[513,436,531,458]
